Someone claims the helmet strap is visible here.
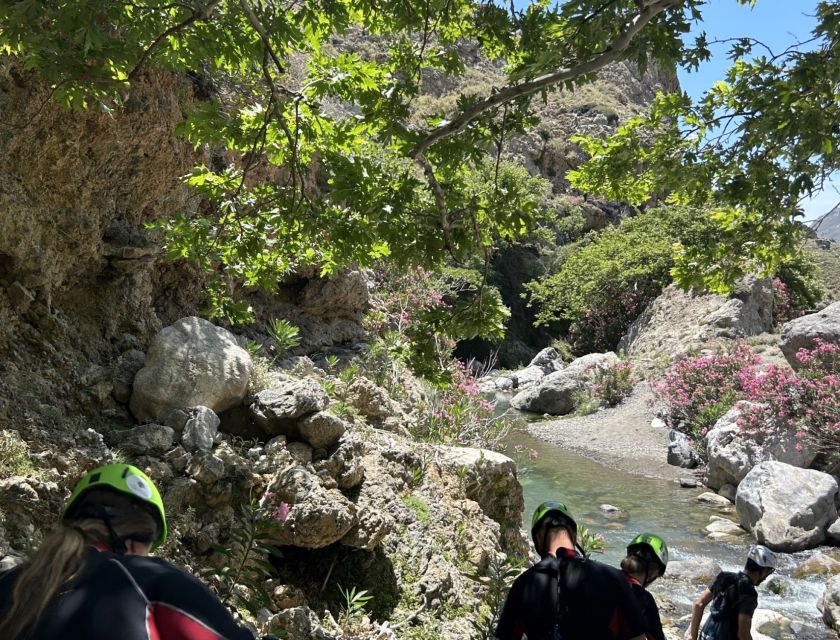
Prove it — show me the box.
[74,503,128,555]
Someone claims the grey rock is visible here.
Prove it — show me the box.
[780,301,840,369]
[495,376,514,391]
[703,276,774,338]
[161,407,191,434]
[679,478,701,488]
[820,575,840,632]
[736,461,839,551]
[664,558,722,585]
[112,424,174,455]
[718,483,737,503]
[181,406,220,452]
[130,317,252,421]
[528,347,562,372]
[263,466,357,548]
[562,352,621,381]
[186,451,226,485]
[314,433,365,490]
[347,377,399,419]
[510,365,545,389]
[667,430,699,468]
[705,515,747,541]
[340,480,395,550]
[250,379,329,435]
[828,518,840,543]
[111,349,145,404]
[287,441,313,465]
[704,403,817,490]
[510,372,581,415]
[297,411,347,449]
[792,552,840,578]
[696,492,732,507]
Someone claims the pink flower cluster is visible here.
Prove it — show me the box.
[655,339,840,454]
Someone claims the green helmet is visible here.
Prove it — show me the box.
[627,533,668,575]
[531,501,577,547]
[63,463,167,550]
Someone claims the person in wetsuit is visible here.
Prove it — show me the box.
[495,500,647,640]
[689,544,777,640]
[620,533,669,640]
[0,463,258,640]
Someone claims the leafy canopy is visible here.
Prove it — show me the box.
[0,0,703,319]
[569,1,840,292]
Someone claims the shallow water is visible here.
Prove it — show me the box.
[501,420,834,636]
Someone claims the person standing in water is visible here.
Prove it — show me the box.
[620,533,669,640]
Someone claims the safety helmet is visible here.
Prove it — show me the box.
[746,544,777,570]
[627,533,669,575]
[63,463,167,550]
[531,501,577,548]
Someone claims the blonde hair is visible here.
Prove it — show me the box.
[0,490,157,640]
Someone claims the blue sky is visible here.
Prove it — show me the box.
[678,0,835,220]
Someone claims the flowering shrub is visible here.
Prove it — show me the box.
[416,359,508,449]
[771,277,798,326]
[592,361,636,407]
[652,343,759,437]
[655,340,840,459]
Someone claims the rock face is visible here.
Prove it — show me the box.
[130,317,252,421]
[735,461,839,551]
[510,371,581,415]
[704,403,817,490]
[779,301,840,369]
[620,279,775,366]
[562,351,621,379]
[820,575,840,632]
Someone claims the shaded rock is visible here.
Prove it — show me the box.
[664,558,722,585]
[217,404,264,440]
[828,519,840,543]
[792,552,840,579]
[7,281,34,313]
[111,424,174,455]
[765,575,792,597]
[287,441,313,465]
[667,430,699,468]
[510,372,581,415]
[314,433,365,490]
[297,411,347,449]
[703,276,774,338]
[186,451,226,485]
[820,575,840,632]
[111,349,145,404]
[718,483,737,503]
[250,379,328,435]
[736,461,839,551]
[263,466,356,548]
[705,403,817,490]
[181,406,220,452]
[680,478,701,488]
[779,301,840,369]
[341,480,395,550]
[130,317,252,421]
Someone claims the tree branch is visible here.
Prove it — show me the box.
[410,0,680,158]
[127,0,222,81]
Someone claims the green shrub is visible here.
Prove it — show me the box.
[527,205,721,353]
[0,431,32,478]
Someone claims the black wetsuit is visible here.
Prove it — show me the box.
[495,548,646,640]
[627,579,666,640]
[0,547,255,640]
[701,571,758,640]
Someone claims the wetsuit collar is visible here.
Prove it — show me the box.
[624,573,642,586]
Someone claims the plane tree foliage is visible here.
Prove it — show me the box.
[0,0,700,324]
[569,0,840,293]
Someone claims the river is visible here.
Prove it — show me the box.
[501,419,835,638]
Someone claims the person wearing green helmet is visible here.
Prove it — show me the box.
[0,463,260,640]
[621,533,669,640]
[496,501,647,640]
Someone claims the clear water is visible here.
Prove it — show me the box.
[500,419,835,637]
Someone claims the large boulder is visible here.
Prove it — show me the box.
[249,379,329,436]
[820,575,840,633]
[528,347,563,373]
[562,352,621,381]
[130,317,252,421]
[510,372,581,415]
[702,276,774,338]
[779,301,840,369]
[435,445,528,557]
[735,461,839,551]
[704,403,817,490]
[509,365,546,389]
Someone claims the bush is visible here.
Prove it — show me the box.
[592,361,635,407]
[526,205,720,353]
[654,341,840,461]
